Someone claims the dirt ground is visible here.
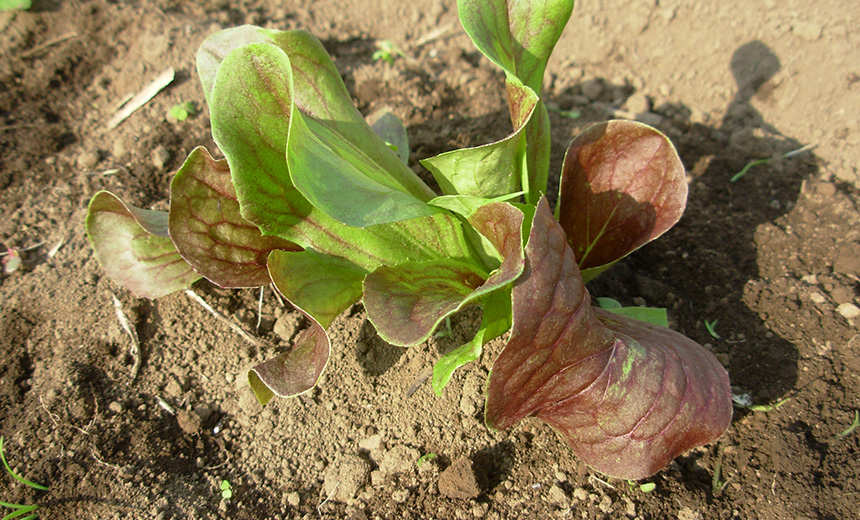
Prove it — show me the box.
[1,0,859,519]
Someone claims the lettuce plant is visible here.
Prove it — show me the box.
[86,0,731,480]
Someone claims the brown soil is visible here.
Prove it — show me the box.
[1,1,859,519]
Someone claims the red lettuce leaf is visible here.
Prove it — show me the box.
[248,317,329,404]
[86,191,201,298]
[557,120,687,274]
[249,249,366,403]
[168,147,299,288]
[485,198,731,480]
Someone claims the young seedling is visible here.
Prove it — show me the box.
[85,0,732,480]
[0,0,31,11]
[219,480,233,500]
[546,105,582,120]
[1,248,21,274]
[732,390,790,413]
[729,143,816,183]
[372,40,405,65]
[704,318,720,339]
[0,437,47,520]
[169,102,197,122]
[416,453,437,469]
[834,410,860,441]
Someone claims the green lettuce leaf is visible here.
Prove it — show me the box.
[364,202,524,346]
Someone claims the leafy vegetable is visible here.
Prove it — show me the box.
[85,0,732,479]
[484,200,731,479]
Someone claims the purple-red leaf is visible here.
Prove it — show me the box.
[249,317,329,404]
[169,147,299,288]
[557,120,687,272]
[363,202,525,347]
[485,198,731,480]
[249,249,368,403]
[86,191,201,299]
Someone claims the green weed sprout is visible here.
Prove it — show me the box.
[730,143,815,182]
[416,453,437,469]
[834,410,860,441]
[372,40,404,64]
[0,437,47,520]
[0,0,31,12]
[628,480,656,493]
[169,102,197,122]
[219,480,233,500]
[704,319,720,339]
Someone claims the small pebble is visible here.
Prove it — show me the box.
[358,434,383,451]
[837,302,860,319]
[624,91,650,114]
[286,491,300,507]
[598,495,613,513]
[547,483,568,505]
[809,292,826,304]
[152,145,171,170]
[391,488,410,503]
[77,150,100,169]
[636,112,664,127]
[108,401,124,413]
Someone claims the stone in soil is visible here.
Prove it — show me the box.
[323,453,371,503]
[437,457,483,500]
[378,445,420,476]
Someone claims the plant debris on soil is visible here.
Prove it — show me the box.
[1,1,858,519]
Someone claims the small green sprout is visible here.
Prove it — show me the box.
[546,105,582,120]
[834,410,860,441]
[372,40,404,64]
[219,480,233,500]
[433,317,453,339]
[416,453,437,469]
[731,390,790,412]
[704,319,720,339]
[0,437,47,520]
[746,397,790,413]
[0,0,31,11]
[730,143,815,183]
[169,102,197,122]
[628,480,656,493]
[711,456,725,495]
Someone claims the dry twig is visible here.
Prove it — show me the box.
[19,32,79,59]
[184,290,265,348]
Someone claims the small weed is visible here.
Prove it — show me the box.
[546,105,582,120]
[834,410,860,441]
[628,480,656,493]
[704,319,720,339]
[372,40,404,64]
[219,480,233,500]
[1,248,21,274]
[0,437,47,520]
[0,0,31,11]
[730,143,815,182]
[416,453,437,469]
[169,102,196,122]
